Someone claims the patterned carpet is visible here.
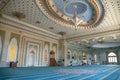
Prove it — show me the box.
[0,65,120,80]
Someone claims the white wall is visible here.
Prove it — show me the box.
[0,23,59,67]
[91,47,120,64]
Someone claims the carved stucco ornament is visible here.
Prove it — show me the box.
[35,0,105,29]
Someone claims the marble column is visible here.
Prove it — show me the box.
[59,39,68,66]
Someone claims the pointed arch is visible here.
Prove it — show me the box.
[28,50,35,66]
[67,49,72,66]
[52,45,57,59]
[67,49,71,60]
[44,49,48,61]
[78,51,82,60]
[74,50,77,61]
[50,50,55,58]
[7,38,18,62]
[27,46,36,67]
[94,54,97,63]
[43,43,49,66]
[49,50,57,66]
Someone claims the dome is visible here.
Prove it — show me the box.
[35,0,105,29]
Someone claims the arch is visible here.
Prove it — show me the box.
[0,36,2,57]
[28,50,35,66]
[78,51,82,60]
[108,52,117,64]
[50,50,55,58]
[43,44,49,66]
[108,52,116,56]
[44,50,48,61]
[7,38,18,62]
[67,49,72,66]
[29,46,37,54]
[74,50,77,61]
[27,46,36,67]
[49,50,57,66]
[94,54,97,63]
[67,49,71,60]
[82,51,86,60]
[52,45,57,59]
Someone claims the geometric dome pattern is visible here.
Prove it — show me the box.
[35,0,105,29]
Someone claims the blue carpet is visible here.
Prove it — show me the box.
[0,65,120,80]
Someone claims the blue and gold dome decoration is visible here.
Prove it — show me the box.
[35,0,105,29]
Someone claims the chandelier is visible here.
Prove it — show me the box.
[35,0,105,29]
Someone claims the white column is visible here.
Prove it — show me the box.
[17,32,23,67]
[59,39,68,66]
[64,41,68,66]
[1,31,11,67]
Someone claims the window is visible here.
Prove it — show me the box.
[108,52,117,63]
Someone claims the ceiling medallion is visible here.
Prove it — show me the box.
[35,0,105,29]
[13,12,25,20]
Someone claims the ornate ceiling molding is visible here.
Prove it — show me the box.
[0,14,61,39]
[35,0,105,29]
[66,28,120,41]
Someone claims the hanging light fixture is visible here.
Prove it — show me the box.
[35,0,105,29]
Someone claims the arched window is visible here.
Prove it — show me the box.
[7,38,18,62]
[108,52,117,63]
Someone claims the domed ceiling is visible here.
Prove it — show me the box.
[0,0,120,44]
[36,0,105,29]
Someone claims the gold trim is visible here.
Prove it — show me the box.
[36,0,105,29]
